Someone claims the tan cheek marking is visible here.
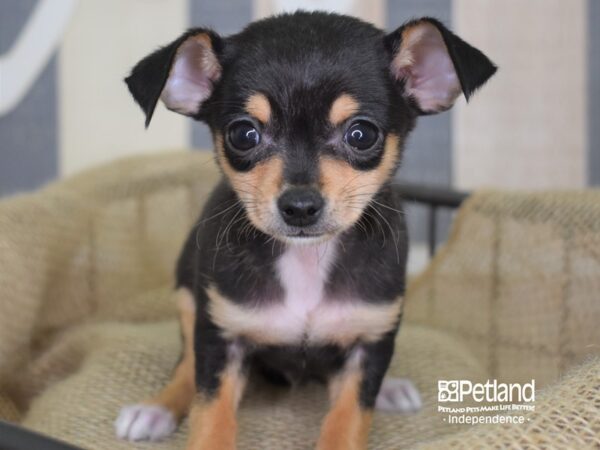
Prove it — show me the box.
[329,93,359,126]
[245,93,271,123]
[215,134,283,232]
[147,288,196,420]
[317,371,372,450]
[379,134,400,179]
[320,134,400,227]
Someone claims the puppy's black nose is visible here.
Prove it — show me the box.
[278,187,324,227]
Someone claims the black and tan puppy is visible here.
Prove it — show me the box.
[115,11,495,450]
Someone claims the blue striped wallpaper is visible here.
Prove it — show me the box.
[387,0,453,243]
[0,0,58,196]
[190,0,254,149]
[589,0,600,185]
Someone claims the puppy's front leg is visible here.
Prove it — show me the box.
[316,365,372,450]
[316,333,395,450]
[186,317,246,450]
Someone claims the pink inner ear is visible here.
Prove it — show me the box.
[392,22,461,113]
[161,35,221,116]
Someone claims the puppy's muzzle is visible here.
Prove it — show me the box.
[277,187,324,227]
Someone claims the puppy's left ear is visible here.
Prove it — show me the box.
[386,18,497,115]
[125,29,223,127]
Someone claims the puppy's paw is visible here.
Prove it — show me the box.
[115,404,177,441]
[375,377,422,414]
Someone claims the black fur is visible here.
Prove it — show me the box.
[252,344,348,386]
[180,180,408,399]
[194,292,230,396]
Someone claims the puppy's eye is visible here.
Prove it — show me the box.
[344,121,379,150]
[227,121,260,151]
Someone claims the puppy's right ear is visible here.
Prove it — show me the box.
[125,29,223,127]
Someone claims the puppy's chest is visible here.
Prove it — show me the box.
[210,241,401,347]
[273,242,339,342]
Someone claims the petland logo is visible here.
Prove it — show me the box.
[438,379,535,403]
[437,380,536,425]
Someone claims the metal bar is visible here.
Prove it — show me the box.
[0,420,83,450]
[393,182,469,208]
[428,205,438,257]
[393,182,469,255]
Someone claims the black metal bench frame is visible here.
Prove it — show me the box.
[395,182,469,256]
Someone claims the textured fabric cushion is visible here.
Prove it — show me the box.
[0,151,598,449]
[20,319,487,449]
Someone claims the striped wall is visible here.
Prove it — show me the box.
[0,0,58,194]
[453,0,587,190]
[59,0,189,175]
[386,0,453,243]
[590,0,600,185]
[0,0,598,241]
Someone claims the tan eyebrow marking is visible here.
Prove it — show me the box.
[245,93,271,123]
[329,93,359,126]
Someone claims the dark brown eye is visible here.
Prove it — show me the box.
[344,120,379,150]
[228,121,260,151]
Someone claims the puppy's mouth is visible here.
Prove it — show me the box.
[286,230,324,238]
[281,229,336,245]
[275,221,342,244]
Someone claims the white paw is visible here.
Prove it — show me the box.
[115,404,177,441]
[375,377,422,414]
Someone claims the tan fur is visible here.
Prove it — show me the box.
[144,288,196,420]
[208,284,402,347]
[329,94,359,126]
[161,33,222,114]
[193,33,221,80]
[320,134,400,229]
[207,285,286,344]
[216,134,284,233]
[245,93,271,123]
[308,297,402,346]
[391,25,428,73]
[185,369,246,450]
[317,370,372,450]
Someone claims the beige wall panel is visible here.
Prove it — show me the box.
[453,0,587,189]
[59,0,189,176]
[254,0,386,27]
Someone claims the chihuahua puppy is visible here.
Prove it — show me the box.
[115,11,495,450]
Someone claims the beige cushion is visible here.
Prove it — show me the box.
[0,152,598,448]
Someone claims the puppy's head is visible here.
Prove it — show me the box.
[126,12,495,243]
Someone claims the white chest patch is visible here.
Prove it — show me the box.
[208,239,402,347]
[276,239,337,320]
